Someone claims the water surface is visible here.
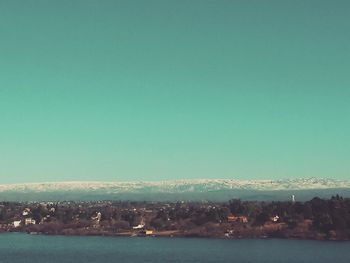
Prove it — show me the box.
[0,233,349,263]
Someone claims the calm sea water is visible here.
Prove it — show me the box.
[0,233,349,263]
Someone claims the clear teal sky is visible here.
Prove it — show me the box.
[0,0,349,183]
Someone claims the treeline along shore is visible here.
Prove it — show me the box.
[0,195,349,240]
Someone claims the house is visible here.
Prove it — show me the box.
[145,230,153,235]
[133,218,145,229]
[227,215,248,223]
[239,216,248,223]
[227,215,238,222]
[13,220,21,228]
[133,224,145,230]
[139,230,154,236]
[22,208,31,216]
[271,215,280,222]
[91,212,102,223]
[91,212,102,228]
[25,218,36,225]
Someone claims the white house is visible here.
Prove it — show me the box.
[132,224,145,230]
[13,220,21,228]
[25,218,36,225]
[272,215,280,222]
[133,218,145,230]
[91,212,102,223]
[22,208,31,216]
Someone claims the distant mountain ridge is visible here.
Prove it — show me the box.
[0,178,349,202]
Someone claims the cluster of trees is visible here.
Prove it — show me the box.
[227,195,350,235]
[0,196,349,239]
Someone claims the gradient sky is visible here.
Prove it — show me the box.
[0,0,349,183]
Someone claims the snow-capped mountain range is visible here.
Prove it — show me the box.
[1,178,350,192]
[0,178,349,202]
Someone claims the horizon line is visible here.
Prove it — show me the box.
[0,177,347,186]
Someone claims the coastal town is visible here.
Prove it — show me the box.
[0,195,349,240]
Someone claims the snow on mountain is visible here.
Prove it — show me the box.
[0,178,349,194]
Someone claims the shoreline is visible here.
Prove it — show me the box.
[2,229,349,242]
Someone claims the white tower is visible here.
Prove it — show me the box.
[291,195,295,203]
